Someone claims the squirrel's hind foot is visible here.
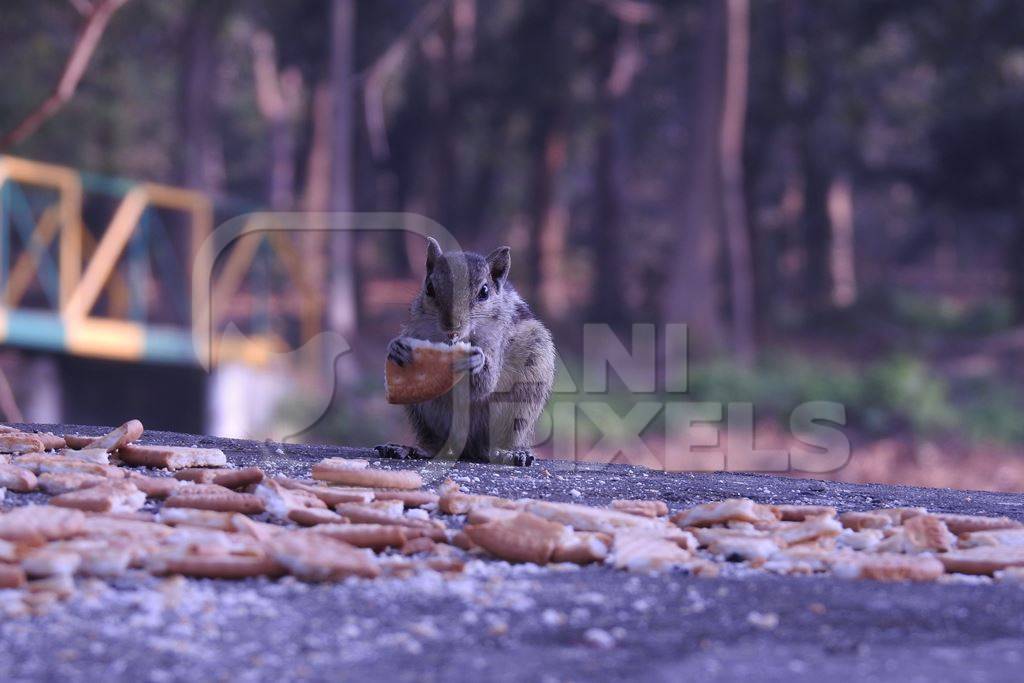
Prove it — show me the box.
[488,448,535,467]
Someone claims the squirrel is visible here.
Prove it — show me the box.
[386,238,556,466]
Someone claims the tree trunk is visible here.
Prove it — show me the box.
[534,121,571,321]
[827,174,857,307]
[799,134,833,311]
[251,31,302,210]
[790,0,834,315]
[328,0,357,342]
[1012,192,1024,324]
[177,0,227,192]
[422,6,458,238]
[300,83,333,300]
[663,0,726,352]
[719,0,755,364]
[589,21,642,328]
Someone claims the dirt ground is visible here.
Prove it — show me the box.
[3,425,1024,682]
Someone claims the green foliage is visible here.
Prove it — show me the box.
[686,352,962,439]
[958,382,1024,445]
[882,291,1014,336]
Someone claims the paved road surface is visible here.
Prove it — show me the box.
[2,425,1023,682]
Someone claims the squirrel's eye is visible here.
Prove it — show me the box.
[425,280,435,298]
[478,284,489,301]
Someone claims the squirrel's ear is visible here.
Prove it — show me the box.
[425,237,443,274]
[486,246,511,289]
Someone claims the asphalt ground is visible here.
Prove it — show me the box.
[2,424,1024,683]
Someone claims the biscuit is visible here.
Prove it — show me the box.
[148,550,283,579]
[309,523,413,550]
[253,479,327,521]
[671,499,779,528]
[930,513,1022,535]
[268,533,380,581]
[774,515,843,546]
[47,539,132,577]
[385,339,473,405]
[37,471,106,495]
[59,448,111,465]
[464,513,566,565]
[772,504,837,522]
[312,462,423,490]
[838,511,892,531]
[901,514,955,553]
[288,507,346,526]
[610,499,669,518]
[174,467,265,489]
[14,453,124,478]
[158,507,237,531]
[551,531,611,565]
[0,563,26,589]
[708,535,780,563]
[834,553,944,581]
[21,547,81,577]
[0,505,86,544]
[275,478,376,505]
[612,532,694,572]
[438,490,519,515]
[0,433,45,454]
[938,546,1024,575]
[32,432,67,451]
[126,472,180,498]
[959,528,1024,548]
[118,444,227,470]
[526,499,675,534]
[86,420,144,451]
[50,481,146,514]
[334,503,443,538]
[371,489,439,508]
[164,490,265,514]
[0,463,38,492]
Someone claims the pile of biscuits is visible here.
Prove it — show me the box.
[3,420,1024,616]
[444,487,1024,581]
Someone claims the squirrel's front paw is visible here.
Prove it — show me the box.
[453,346,486,374]
[387,337,413,367]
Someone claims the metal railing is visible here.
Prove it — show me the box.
[0,155,319,367]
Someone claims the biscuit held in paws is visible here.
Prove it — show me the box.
[385,339,473,405]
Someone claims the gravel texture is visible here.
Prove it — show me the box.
[3,424,1024,683]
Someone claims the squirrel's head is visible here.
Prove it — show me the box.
[415,237,512,343]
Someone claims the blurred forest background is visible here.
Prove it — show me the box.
[2,0,1024,490]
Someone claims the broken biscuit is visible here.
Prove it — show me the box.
[0,463,37,492]
[671,499,779,528]
[610,499,669,518]
[268,533,380,581]
[50,481,147,514]
[119,444,227,470]
[312,460,423,490]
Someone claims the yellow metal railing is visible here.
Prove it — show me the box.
[0,155,320,367]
